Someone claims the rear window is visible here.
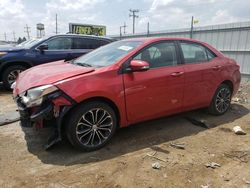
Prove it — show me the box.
[180,42,216,64]
[73,38,110,49]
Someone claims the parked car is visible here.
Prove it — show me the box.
[13,37,241,151]
[0,34,114,89]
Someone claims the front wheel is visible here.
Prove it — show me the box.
[66,101,117,151]
[208,84,232,115]
[2,65,27,90]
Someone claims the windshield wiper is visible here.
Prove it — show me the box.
[74,62,92,67]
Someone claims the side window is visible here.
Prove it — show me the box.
[180,42,208,64]
[206,49,216,60]
[47,37,72,50]
[134,42,177,68]
[73,38,107,49]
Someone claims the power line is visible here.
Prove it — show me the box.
[129,9,139,34]
[24,24,31,39]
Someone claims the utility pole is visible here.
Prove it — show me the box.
[147,22,150,37]
[55,14,58,34]
[4,32,7,41]
[129,9,139,34]
[24,24,31,39]
[13,31,16,42]
[119,22,127,40]
[119,26,122,40]
[190,16,194,39]
[121,22,127,34]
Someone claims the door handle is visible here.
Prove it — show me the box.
[212,65,221,70]
[170,72,184,77]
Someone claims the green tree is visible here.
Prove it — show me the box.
[17,37,23,44]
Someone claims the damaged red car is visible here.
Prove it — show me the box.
[13,38,241,151]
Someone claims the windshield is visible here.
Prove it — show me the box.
[23,38,45,48]
[17,39,37,47]
[73,40,143,67]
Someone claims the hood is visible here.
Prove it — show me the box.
[0,46,25,52]
[14,60,95,95]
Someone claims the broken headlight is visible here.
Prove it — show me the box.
[21,85,58,108]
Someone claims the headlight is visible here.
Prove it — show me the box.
[0,52,7,57]
[21,85,58,108]
[11,81,16,89]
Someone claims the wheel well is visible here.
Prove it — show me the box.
[0,62,32,80]
[221,80,233,93]
[63,96,121,128]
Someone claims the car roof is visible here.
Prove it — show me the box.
[122,37,224,57]
[49,34,115,41]
[123,37,204,44]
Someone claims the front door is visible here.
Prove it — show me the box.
[123,41,185,123]
[35,37,73,64]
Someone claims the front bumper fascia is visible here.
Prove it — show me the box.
[15,90,76,149]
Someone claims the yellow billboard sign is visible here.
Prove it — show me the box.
[69,23,106,36]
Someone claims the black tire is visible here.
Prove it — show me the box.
[208,83,232,115]
[65,101,117,151]
[2,65,27,90]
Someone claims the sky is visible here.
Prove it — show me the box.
[1,0,250,41]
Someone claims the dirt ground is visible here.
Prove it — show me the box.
[0,82,250,188]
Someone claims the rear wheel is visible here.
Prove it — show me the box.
[208,83,232,115]
[2,65,27,90]
[66,101,117,151]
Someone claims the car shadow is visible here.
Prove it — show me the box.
[21,103,249,166]
[0,83,11,95]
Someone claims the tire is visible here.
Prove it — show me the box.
[65,101,117,151]
[2,65,27,90]
[208,83,232,115]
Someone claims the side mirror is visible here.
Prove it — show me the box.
[37,43,48,51]
[128,60,149,72]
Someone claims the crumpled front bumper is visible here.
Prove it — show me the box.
[15,92,60,127]
[14,91,76,149]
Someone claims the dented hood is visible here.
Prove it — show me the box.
[14,60,94,95]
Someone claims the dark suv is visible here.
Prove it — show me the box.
[0,34,114,89]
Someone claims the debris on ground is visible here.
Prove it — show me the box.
[232,90,248,104]
[0,111,20,126]
[205,162,221,169]
[170,142,185,150]
[220,174,230,182]
[224,150,249,163]
[0,117,20,126]
[185,117,210,128]
[201,185,210,188]
[243,178,250,184]
[152,162,161,169]
[145,151,167,162]
[233,126,247,135]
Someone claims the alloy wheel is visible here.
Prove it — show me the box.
[7,69,22,85]
[76,108,114,147]
[215,87,231,113]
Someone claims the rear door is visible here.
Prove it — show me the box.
[35,36,73,64]
[178,41,221,109]
[71,38,110,59]
[123,41,185,122]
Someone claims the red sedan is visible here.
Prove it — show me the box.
[13,37,241,151]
